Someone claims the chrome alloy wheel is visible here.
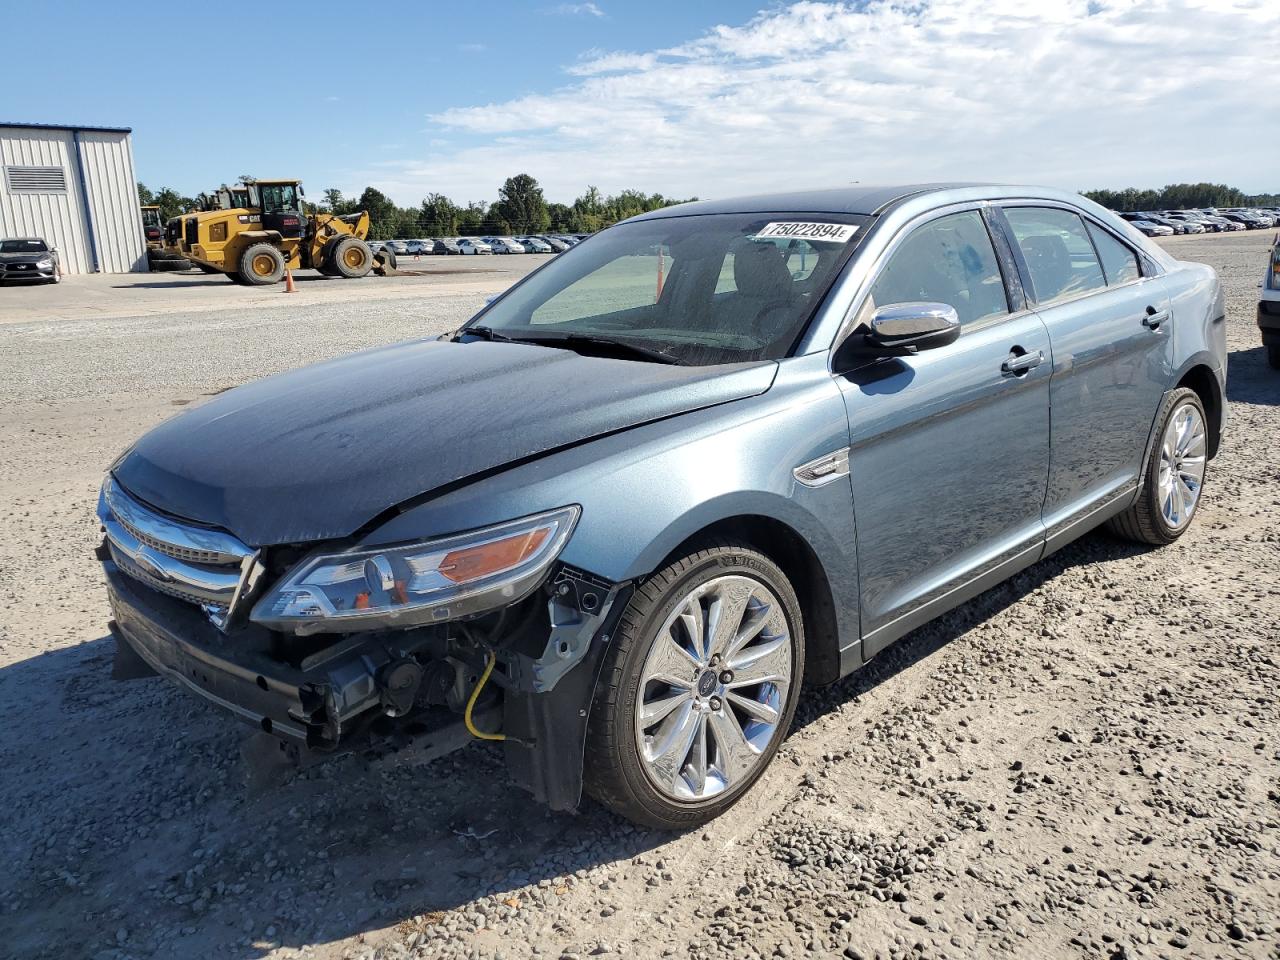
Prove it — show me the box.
[633,575,793,802]
[1158,402,1207,530]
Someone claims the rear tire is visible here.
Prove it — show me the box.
[330,237,373,278]
[1107,387,1208,545]
[584,540,804,829]
[1268,345,1280,370]
[237,243,285,285]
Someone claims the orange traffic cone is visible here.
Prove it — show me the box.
[284,266,296,293]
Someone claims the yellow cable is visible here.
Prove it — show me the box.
[464,650,506,742]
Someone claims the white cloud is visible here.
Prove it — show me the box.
[355,1,1280,204]
[549,2,605,16]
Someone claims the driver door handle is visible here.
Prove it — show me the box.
[1002,349,1043,376]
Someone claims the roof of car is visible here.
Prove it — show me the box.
[630,183,992,221]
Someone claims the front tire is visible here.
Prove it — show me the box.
[330,237,373,278]
[237,243,285,285]
[1108,387,1208,545]
[585,541,804,829]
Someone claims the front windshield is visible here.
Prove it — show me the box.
[0,239,47,254]
[469,212,869,365]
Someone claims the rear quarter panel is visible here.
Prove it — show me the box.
[1168,258,1227,383]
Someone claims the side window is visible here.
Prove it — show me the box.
[1086,222,1140,286]
[859,210,1008,327]
[1004,207,1106,305]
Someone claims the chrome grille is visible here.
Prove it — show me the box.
[99,477,260,626]
[111,510,231,565]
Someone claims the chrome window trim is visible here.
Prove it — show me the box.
[998,200,1172,309]
[995,198,1165,283]
[823,199,1017,360]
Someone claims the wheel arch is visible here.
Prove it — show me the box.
[1175,360,1224,459]
[650,514,843,687]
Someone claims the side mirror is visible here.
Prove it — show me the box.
[856,302,961,356]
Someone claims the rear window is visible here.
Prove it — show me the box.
[1004,207,1106,305]
[1086,223,1140,286]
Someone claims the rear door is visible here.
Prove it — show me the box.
[997,204,1173,548]
[836,206,1051,656]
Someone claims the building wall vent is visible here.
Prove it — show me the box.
[6,165,69,193]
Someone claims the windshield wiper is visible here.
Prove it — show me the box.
[458,326,683,364]
[456,324,515,343]
[553,334,683,365]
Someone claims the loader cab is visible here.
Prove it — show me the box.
[140,206,163,244]
[257,181,305,239]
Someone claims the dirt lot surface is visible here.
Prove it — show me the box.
[0,253,543,325]
[1,231,1277,960]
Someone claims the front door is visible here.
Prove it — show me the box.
[998,205,1173,545]
[835,208,1052,657]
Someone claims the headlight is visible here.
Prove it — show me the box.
[250,506,580,634]
[36,258,53,269]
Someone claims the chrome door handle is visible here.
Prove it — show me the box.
[1001,349,1043,375]
[1143,306,1169,329]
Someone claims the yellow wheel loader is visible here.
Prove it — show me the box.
[167,179,390,285]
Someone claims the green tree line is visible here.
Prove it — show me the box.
[319,174,695,241]
[1083,182,1279,212]
[139,174,692,240]
[137,183,197,221]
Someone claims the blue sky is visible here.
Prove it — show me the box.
[6,1,1276,206]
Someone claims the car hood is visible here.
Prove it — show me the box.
[113,338,777,546]
[0,251,50,263]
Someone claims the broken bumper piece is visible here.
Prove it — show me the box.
[106,561,378,747]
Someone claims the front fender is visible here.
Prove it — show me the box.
[365,353,861,656]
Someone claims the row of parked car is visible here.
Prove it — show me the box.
[1117,207,1280,237]
[369,234,591,257]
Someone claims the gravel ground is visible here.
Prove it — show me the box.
[0,231,1276,960]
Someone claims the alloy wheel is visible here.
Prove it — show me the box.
[1157,402,1207,530]
[633,575,793,802]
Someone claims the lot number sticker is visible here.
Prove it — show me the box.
[756,222,858,243]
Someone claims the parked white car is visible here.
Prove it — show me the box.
[517,236,553,253]
[486,237,526,255]
[385,240,409,255]
[405,240,431,255]
[457,239,493,255]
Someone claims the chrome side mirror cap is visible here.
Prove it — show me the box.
[862,302,961,355]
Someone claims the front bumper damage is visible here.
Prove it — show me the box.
[104,547,630,811]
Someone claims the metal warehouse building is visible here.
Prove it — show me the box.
[0,122,146,275]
